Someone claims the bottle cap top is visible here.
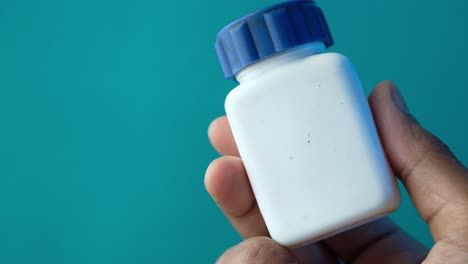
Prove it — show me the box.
[215,0,334,79]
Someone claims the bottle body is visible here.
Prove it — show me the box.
[225,52,400,247]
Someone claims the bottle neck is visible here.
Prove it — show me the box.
[235,42,326,83]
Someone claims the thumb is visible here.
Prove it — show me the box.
[370,81,468,249]
[216,237,300,264]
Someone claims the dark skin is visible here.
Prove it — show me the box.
[205,81,468,263]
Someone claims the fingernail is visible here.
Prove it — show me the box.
[391,86,409,113]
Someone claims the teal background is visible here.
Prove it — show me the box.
[0,0,467,263]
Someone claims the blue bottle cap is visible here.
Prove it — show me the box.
[215,0,334,80]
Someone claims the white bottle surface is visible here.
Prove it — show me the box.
[225,47,400,247]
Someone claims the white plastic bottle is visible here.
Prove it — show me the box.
[215,0,400,248]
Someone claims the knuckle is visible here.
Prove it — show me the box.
[241,237,297,264]
[408,118,453,157]
[422,132,453,157]
[217,237,297,264]
[401,120,459,183]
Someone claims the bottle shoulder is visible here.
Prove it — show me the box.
[307,52,353,68]
[226,52,358,110]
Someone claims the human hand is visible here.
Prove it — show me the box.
[205,81,468,263]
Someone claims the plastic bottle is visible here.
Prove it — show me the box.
[214,0,400,248]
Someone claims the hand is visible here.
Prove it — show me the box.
[204,81,468,263]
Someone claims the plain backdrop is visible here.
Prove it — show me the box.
[1,0,467,263]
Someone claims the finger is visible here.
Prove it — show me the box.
[205,156,268,238]
[216,237,299,264]
[217,237,338,264]
[322,81,434,264]
[370,81,468,248]
[325,217,427,264]
[208,116,240,157]
[205,157,338,263]
[289,243,338,264]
